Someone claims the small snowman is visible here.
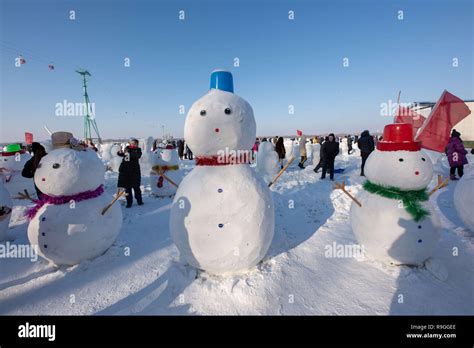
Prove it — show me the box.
[0,181,13,241]
[26,132,123,266]
[311,143,321,166]
[349,123,441,266]
[170,70,275,275]
[454,166,474,234]
[255,140,279,182]
[0,143,33,196]
[149,145,181,197]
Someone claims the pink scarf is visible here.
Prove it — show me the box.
[25,184,105,220]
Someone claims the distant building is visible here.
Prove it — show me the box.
[410,100,474,141]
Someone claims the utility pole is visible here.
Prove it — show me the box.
[76,69,102,143]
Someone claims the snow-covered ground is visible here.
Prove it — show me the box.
[1,148,473,315]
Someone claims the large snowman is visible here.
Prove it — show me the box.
[27,132,123,266]
[149,145,181,197]
[170,70,275,275]
[0,181,13,241]
[454,166,474,234]
[0,144,34,196]
[350,123,441,266]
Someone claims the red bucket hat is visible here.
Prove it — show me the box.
[377,123,421,152]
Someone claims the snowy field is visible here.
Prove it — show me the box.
[1,147,473,315]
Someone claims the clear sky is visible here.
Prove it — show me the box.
[1,0,473,143]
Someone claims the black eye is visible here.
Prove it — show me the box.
[224,108,232,115]
[421,158,426,161]
[399,158,404,162]
[200,110,206,116]
[52,163,60,169]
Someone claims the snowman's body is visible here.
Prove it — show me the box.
[27,147,122,266]
[0,151,34,196]
[108,144,122,173]
[0,181,13,241]
[170,71,275,275]
[454,167,474,234]
[350,127,441,266]
[149,148,180,197]
[256,141,279,180]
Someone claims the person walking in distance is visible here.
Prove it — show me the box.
[117,138,143,208]
[357,130,375,176]
[320,133,339,180]
[446,129,468,180]
[298,134,308,169]
[275,136,286,169]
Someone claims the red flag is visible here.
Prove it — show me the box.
[25,132,33,145]
[296,129,303,136]
[415,90,471,152]
[394,106,426,136]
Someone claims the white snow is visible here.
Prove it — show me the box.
[0,149,473,315]
[454,166,474,234]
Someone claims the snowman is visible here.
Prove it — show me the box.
[169,70,275,275]
[255,140,279,182]
[454,166,474,234]
[349,123,441,266]
[0,144,34,196]
[0,181,13,241]
[26,132,123,266]
[149,145,181,197]
[311,142,321,166]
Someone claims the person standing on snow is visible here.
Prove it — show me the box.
[21,142,47,199]
[357,130,375,176]
[320,133,339,180]
[177,139,185,160]
[347,135,353,155]
[275,136,286,169]
[117,138,143,208]
[446,129,468,180]
[298,134,308,169]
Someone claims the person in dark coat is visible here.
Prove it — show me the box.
[320,133,339,180]
[117,139,143,208]
[21,142,47,199]
[185,144,193,160]
[177,139,185,160]
[446,129,468,180]
[357,130,375,176]
[275,136,286,169]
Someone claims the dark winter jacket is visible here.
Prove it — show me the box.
[177,139,185,157]
[357,130,375,154]
[321,139,339,162]
[275,138,286,159]
[117,146,142,188]
[446,136,468,167]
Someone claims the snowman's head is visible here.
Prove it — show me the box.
[35,148,105,196]
[1,151,31,172]
[184,71,256,157]
[365,149,433,190]
[365,123,433,190]
[151,148,179,167]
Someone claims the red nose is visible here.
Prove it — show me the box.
[215,128,220,133]
[415,171,420,175]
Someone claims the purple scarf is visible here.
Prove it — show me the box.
[26,184,105,220]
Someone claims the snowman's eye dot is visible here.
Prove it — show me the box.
[200,110,206,116]
[398,158,404,162]
[224,108,232,115]
[52,163,61,169]
[421,157,426,161]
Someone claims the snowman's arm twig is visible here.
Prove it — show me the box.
[101,189,126,215]
[428,175,449,197]
[333,181,362,207]
[160,173,179,188]
[14,189,34,201]
[268,156,296,188]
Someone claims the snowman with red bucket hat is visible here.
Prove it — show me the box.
[348,123,444,266]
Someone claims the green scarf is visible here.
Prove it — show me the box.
[363,180,430,222]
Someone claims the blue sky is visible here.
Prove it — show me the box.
[1,0,473,142]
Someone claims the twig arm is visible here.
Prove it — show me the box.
[268,156,296,188]
[333,181,362,207]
